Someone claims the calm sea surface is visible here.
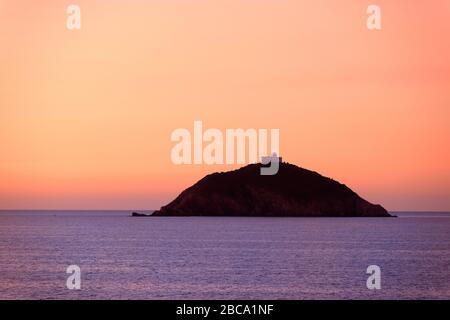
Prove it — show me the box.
[0,211,449,299]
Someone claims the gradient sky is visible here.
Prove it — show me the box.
[0,0,449,210]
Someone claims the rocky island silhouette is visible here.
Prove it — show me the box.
[151,159,391,217]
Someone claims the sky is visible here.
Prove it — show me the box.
[0,0,449,211]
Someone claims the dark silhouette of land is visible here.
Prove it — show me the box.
[151,161,391,217]
[130,212,151,217]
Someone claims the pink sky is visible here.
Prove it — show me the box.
[0,1,449,210]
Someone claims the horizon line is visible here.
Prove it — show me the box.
[1,209,450,213]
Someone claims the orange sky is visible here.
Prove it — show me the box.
[1,0,449,211]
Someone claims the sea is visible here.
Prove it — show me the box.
[0,210,449,299]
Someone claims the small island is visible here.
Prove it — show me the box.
[152,159,392,217]
[130,212,152,217]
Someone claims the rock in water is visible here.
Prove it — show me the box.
[152,162,391,217]
[131,212,151,217]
